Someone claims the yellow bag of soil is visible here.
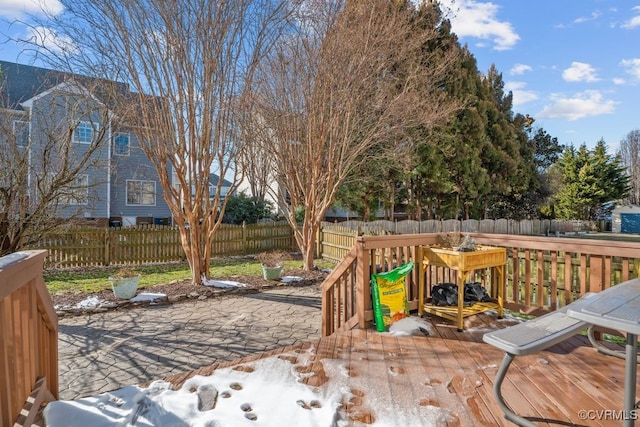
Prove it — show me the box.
[371,262,414,332]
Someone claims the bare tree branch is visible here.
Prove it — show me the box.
[26,0,296,283]
[250,0,461,268]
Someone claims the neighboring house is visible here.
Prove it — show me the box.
[0,60,172,226]
[612,205,640,234]
[209,173,232,201]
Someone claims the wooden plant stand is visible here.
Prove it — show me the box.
[418,245,506,331]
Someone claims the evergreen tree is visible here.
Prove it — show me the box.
[618,129,640,204]
[555,141,630,219]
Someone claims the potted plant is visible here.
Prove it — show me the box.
[108,267,141,299]
[257,250,289,280]
[436,232,477,251]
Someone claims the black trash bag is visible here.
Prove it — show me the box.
[464,281,492,303]
[431,282,458,306]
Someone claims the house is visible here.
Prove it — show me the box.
[209,173,232,201]
[612,204,640,233]
[0,60,172,226]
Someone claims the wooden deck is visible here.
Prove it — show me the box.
[154,312,638,426]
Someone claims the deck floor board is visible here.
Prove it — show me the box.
[154,313,639,426]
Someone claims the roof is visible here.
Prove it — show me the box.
[209,173,232,187]
[0,60,130,110]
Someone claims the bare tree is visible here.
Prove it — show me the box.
[0,74,111,255]
[618,129,640,205]
[238,116,278,203]
[250,0,460,269]
[26,0,295,283]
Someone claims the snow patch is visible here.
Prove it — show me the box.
[202,278,247,288]
[75,296,103,309]
[130,293,167,303]
[388,316,434,336]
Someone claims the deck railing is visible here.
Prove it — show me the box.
[320,233,640,336]
[0,250,58,427]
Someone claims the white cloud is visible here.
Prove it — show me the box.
[621,6,640,29]
[537,90,616,121]
[510,63,532,76]
[562,62,599,83]
[25,25,76,55]
[620,58,640,80]
[439,0,519,51]
[613,77,626,85]
[574,11,602,24]
[505,81,537,106]
[0,0,63,19]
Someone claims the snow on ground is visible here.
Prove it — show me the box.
[280,276,304,283]
[387,316,435,336]
[130,293,168,303]
[74,295,103,309]
[44,322,457,427]
[203,278,247,288]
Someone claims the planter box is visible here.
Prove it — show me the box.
[421,245,506,271]
[419,245,506,331]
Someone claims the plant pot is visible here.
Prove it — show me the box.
[109,275,140,299]
[262,265,283,281]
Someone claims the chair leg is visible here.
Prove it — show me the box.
[494,353,538,427]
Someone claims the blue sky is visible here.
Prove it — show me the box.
[439,0,640,153]
[1,0,638,153]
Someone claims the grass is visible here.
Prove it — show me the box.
[44,257,336,295]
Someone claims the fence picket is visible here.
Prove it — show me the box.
[28,222,296,269]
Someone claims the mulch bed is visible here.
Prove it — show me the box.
[52,267,329,317]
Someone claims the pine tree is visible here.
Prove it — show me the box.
[555,141,630,219]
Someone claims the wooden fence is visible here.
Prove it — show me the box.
[0,250,58,426]
[29,222,297,269]
[319,219,599,262]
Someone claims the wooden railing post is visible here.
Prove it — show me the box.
[0,250,58,427]
[355,237,369,329]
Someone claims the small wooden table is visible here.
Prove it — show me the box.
[418,245,506,331]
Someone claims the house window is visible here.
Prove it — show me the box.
[73,121,98,144]
[126,180,156,206]
[62,174,89,205]
[114,132,130,156]
[12,120,30,146]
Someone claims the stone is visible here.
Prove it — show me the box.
[197,384,218,411]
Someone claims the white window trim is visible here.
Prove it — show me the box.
[73,121,99,144]
[126,179,156,206]
[113,132,130,156]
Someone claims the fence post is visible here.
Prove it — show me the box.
[242,221,247,254]
[316,226,322,258]
[104,226,111,266]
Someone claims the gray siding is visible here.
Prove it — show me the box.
[28,90,110,218]
[110,130,171,220]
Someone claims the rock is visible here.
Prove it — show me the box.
[197,385,218,411]
[169,295,187,303]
